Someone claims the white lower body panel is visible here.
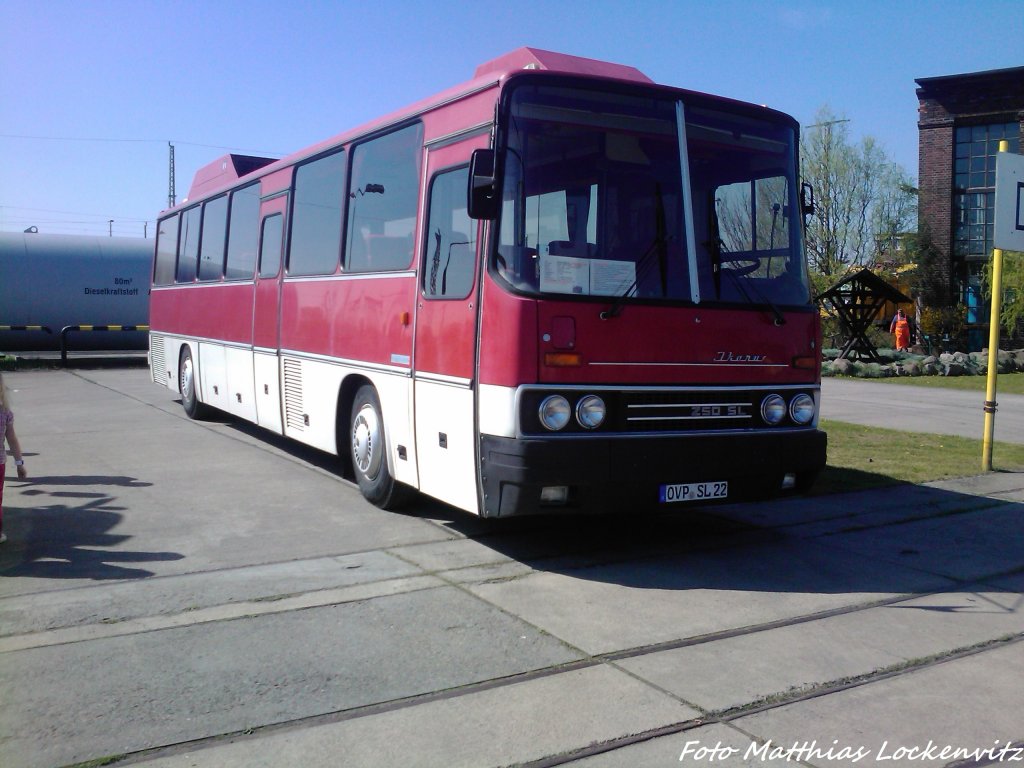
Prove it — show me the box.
[414,374,478,514]
[153,334,507,511]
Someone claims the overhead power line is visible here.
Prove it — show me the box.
[0,205,150,222]
[0,133,284,156]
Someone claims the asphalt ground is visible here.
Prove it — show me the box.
[1,368,1022,768]
[821,377,1024,445]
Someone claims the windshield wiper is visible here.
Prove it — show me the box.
[599,234,673,320]
[601,183,669,320]
[766,202,780,275]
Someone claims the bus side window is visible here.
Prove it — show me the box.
[154,213,179,285]
[423,167,475,299]
[198,195,228,281]
[225,182,260,280]
[345,123,424,273]
[259,214,284,279]
[290,150,346,277]
[176,205,201,283]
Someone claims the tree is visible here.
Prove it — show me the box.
[984,251,1024,339]
[800,106,916,277]
[872,168,918,262]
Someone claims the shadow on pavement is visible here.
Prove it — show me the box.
[423,480,1024,597]
[804,465,907,495]
[0,474,183,581]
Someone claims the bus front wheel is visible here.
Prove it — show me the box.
[179,347,209,420]
[349,385,409,509]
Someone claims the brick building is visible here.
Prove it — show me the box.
[916,67,1024,337]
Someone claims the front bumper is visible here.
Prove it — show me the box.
[479,429,827,516]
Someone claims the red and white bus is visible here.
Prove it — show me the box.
[150,47,826,516]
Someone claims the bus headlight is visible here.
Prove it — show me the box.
[575,395,606,429]
[789,393,815,425]
[538,395,571,431]
[761,394,787,425]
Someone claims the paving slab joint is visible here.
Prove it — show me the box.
[715,631,1024,722]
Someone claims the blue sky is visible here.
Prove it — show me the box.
[1,0,1021,238]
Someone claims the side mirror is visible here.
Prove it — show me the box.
[800,182,815,218]
[468,149,499,220]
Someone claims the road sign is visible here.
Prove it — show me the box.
[994,151,1024,252]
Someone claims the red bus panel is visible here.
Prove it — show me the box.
[151,283,255,345]
[280,276,416,365]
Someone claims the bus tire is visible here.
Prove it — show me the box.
[350,385,409,509]
[178,347,209,420]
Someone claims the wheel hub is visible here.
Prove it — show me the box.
[352,404,382,478]
[180,357,194,399]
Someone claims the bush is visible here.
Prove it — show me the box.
[859,362,894,378]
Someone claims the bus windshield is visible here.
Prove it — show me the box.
[493,82,811,308]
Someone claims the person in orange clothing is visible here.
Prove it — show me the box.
[889,308,910,351]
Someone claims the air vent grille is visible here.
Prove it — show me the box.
[282,358,305,431]
[150,337,166,384]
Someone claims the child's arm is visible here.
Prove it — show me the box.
[6,423,26,479]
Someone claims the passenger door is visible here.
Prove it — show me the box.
[413,142,485,513]
[252,194,288,433]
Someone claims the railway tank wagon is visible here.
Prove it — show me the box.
[0,231,151,351]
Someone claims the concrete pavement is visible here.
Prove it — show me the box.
[1,368,1022,768]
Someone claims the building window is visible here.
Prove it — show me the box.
[953,122,1020,259]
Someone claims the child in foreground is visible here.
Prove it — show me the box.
[1,372,28,544]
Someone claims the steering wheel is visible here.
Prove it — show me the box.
[721,255,760,277]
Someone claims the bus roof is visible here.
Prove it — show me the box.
[178,48,768,207]
[188,154,278,201]
[473,47,653,83]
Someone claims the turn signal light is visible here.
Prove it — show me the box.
[544,352,582,367]
[791,355,818,370]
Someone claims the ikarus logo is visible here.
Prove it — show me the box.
[714,351,768,363]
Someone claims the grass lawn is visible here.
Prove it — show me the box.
[811,418,1024,496]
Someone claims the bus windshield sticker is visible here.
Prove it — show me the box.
[539,255,636,297]
[539,255,588,294]
[590,260,635,296]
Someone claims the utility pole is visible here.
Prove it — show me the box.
[982,139,1011,472]
[108,219,114,237]
[168,142,176,209]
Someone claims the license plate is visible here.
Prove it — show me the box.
[659,481,728,503]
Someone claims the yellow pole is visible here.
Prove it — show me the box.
[982,138,1009,471]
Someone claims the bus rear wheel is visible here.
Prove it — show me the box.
[350,385,409,509]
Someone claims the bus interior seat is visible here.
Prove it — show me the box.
[497,245,539,290]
